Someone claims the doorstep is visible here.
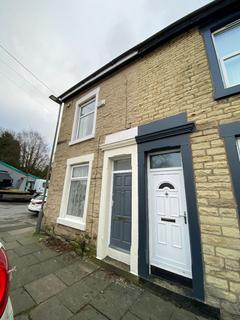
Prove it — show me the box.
[94,256,220,320]
[95,256,137,284]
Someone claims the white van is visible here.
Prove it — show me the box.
[33,179,46,194]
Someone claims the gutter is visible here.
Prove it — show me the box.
[59,0,238,102]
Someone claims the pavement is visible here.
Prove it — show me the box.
[0,202,213,320]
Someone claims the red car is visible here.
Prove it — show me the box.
[0,242,14,320]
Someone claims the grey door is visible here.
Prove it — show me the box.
[110,172,132,252]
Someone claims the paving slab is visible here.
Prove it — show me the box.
[58,270,112,313]
[92,282,142,320]
[8,226,35,235]
[12,262,46,288]
[0,222,28,228]
[5,240,21,250]
[30,296,73,320]
[11,255,68,288]
[54,251,80,267]
[121,312,141,320]
[0,220,21,225]
[37,255,68,274]
[17,235,40,245]
[33,248,60,262]
[55,259,98,285]
[15,315,29,320]
[25,274,66,304]
[11,288,36,315]
[7,249,19,260]
[0,233,25,242]
[130,291,175,320]
[0,225,31,233]
[10,253,39,269]
[70,304,109,320]
[171,308,200,320]
[14,243,43,256]
[11,275,24,290]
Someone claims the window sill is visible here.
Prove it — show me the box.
[69,134,94,146]
[214,84,240,100]
[57,217,86,231]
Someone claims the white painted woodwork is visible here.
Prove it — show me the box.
[148,167,192,278]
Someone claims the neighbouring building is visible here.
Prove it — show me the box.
[44,1,240,319]
[0,161,38,191]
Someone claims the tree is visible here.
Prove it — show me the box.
[0,129,20,168]
[17,130,49,178]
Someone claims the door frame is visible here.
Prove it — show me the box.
[147,151,192,279]
[108,158,132,252]
[97,139,138,275]
[136,113,204,301]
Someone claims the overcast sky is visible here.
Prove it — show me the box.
[0,0,212,146]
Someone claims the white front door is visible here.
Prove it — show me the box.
[148,151,192,279]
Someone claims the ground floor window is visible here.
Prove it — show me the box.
[57,154,94,230]
[220,122,240,222]
[66,164,89,218]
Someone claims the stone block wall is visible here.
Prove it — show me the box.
[44,27,240,319]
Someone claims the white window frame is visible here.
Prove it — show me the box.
[212,20,240,88]
[70,88,100,145]
[57,153,94,231]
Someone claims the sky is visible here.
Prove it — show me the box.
[0,0,213,146]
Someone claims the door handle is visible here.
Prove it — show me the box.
[183,211,187,224]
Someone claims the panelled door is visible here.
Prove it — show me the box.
[148,151,192,279]
[110,159,132,252]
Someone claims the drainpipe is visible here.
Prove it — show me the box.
[36,95,63,234]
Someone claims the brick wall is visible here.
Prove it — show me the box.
[44,27,240,319]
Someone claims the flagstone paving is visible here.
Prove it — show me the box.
[0,202,216,320]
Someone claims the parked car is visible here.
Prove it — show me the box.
[0,242,14,320]
[28,194,47,214]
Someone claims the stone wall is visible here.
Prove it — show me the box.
[44,27,240,319]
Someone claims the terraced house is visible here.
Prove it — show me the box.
[44,1,240,319]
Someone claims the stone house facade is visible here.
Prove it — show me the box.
[44,1,240,319]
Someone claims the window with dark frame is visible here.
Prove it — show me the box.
[212,20,240,89]
[219,122,240,223]
[201,16,240,100]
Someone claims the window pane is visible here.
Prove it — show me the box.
[224,54,240,87]
[150,152,182,169]
[77,112,94,139]
[72,165,89,178]
[80,99,95,116]
[236,138,240,160]
[113,158,131,171]
[214,23,240,57]
[66,180,87,218]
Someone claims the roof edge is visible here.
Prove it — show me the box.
[0,161,40,179]
[59,0,237,101]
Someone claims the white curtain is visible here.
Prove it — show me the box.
[66,179,87,217]
[77,112,94,139]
